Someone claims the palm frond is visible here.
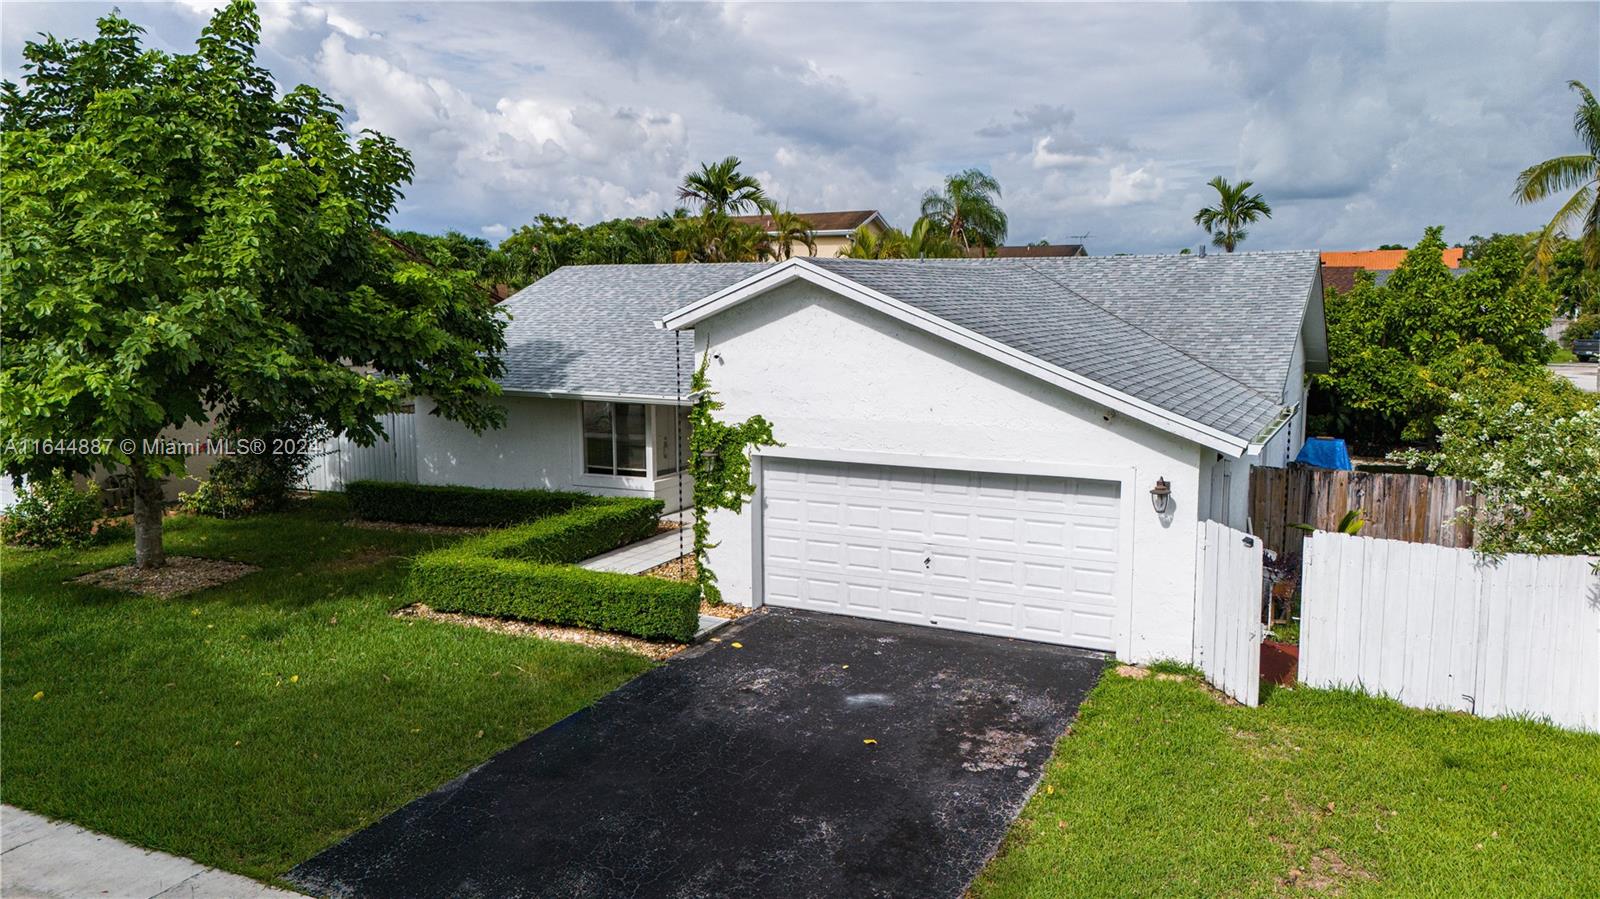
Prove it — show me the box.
[1514,154,1597,204]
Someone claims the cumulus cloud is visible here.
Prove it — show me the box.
[4,1,1595,252]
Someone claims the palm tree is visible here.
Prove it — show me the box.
[757,202,817,260]
[843,225,896,259]
[1515,80,1600,270]
[677,156,766,217]
[1193,176,1272,252]
[920,169,1008,250]
[905,217,962,258]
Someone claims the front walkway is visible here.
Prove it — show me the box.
[0,806,302,898]
[580,516,695,574]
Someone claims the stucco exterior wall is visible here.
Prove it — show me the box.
[413,395,690,509]
[691,280,1209,662]
[805,235,853,258]
[1258,337,1309,468]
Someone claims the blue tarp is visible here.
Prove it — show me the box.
[1295,437,1353,470]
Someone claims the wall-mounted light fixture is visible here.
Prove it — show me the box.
[1149,477,1172,514]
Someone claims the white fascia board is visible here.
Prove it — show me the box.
[661,258,1254,456]
[499,388,692,406]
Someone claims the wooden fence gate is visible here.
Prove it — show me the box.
[1194,520,1265,706]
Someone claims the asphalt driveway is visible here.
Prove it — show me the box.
[290,608,1104,899]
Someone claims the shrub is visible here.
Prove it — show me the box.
[1397,394,1600,559]
[180,417,326,518]
[403,497,697,642]
[470,499,663,563]
[346,481,594,526]
[2,471,102,548]
[410,556,700,643]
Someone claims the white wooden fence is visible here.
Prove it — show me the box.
[1194,519,1265,706]
[1300,532,1600,732]
[304,411,417,491]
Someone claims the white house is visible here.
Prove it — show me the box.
[419,252,1326,662]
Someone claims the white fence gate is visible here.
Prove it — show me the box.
[1194,519,1265,706]
[1300,532,1600,732]
[304,411,417,491]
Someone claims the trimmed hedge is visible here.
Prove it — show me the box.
[403,496,699,643]
[470,498,664,564]
[411,557,700,643]
[346,480,595,527]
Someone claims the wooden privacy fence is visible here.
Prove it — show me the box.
[1300,532,1600,733]
[1193,520,1265,706]
[1249,465,1483,559]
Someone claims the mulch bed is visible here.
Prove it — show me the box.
[640,553,751,620]
[71,556,259,597]
[396,603,687,661]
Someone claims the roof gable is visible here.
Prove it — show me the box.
[662,255,1321,455]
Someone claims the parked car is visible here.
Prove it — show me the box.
[1574,331,1600,362]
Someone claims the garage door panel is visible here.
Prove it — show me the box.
[763,458,1123,651]
[767,495,802,525]
[767,533,802,565]
[1072,520,1118,553]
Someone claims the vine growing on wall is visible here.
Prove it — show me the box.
[688,354,779,604]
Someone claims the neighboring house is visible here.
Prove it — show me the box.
[1320,247,1464,294]
[420,251,1326,662]
[967,243,1088,258]
[728,210,891,258]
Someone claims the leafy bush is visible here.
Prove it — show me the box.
[345,481,595,526]
[2,471,102,548]
[410,557,700,643]
[470,499,663,563]
[402,496,696,642]
[180,418,325,518]
[1397,393,1600,559]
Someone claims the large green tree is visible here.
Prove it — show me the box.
[921,169,1008,250]
[0,1,507,567]
[1313,228,1564,447]
[1193,176,1272,252]
[1515,79,1599,270]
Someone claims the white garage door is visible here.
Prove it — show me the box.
[761,457,1124,650]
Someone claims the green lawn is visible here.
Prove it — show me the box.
[974,671,1600,898]
[0,495,652,883]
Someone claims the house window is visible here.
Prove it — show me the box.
[582,401,647,476]
[655,405,691,476]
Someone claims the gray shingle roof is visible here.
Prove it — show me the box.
[809,253,1318,441]
[498,251,1320,444]
[497,263,766,398]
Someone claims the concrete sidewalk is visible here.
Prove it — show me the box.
[580,518,694,575]
[1,805,303,899]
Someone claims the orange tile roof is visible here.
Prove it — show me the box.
[1319,248,1463,270]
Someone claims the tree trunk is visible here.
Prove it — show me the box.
[130,463,166,569]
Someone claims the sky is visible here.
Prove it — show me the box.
[3,1,1596,255]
